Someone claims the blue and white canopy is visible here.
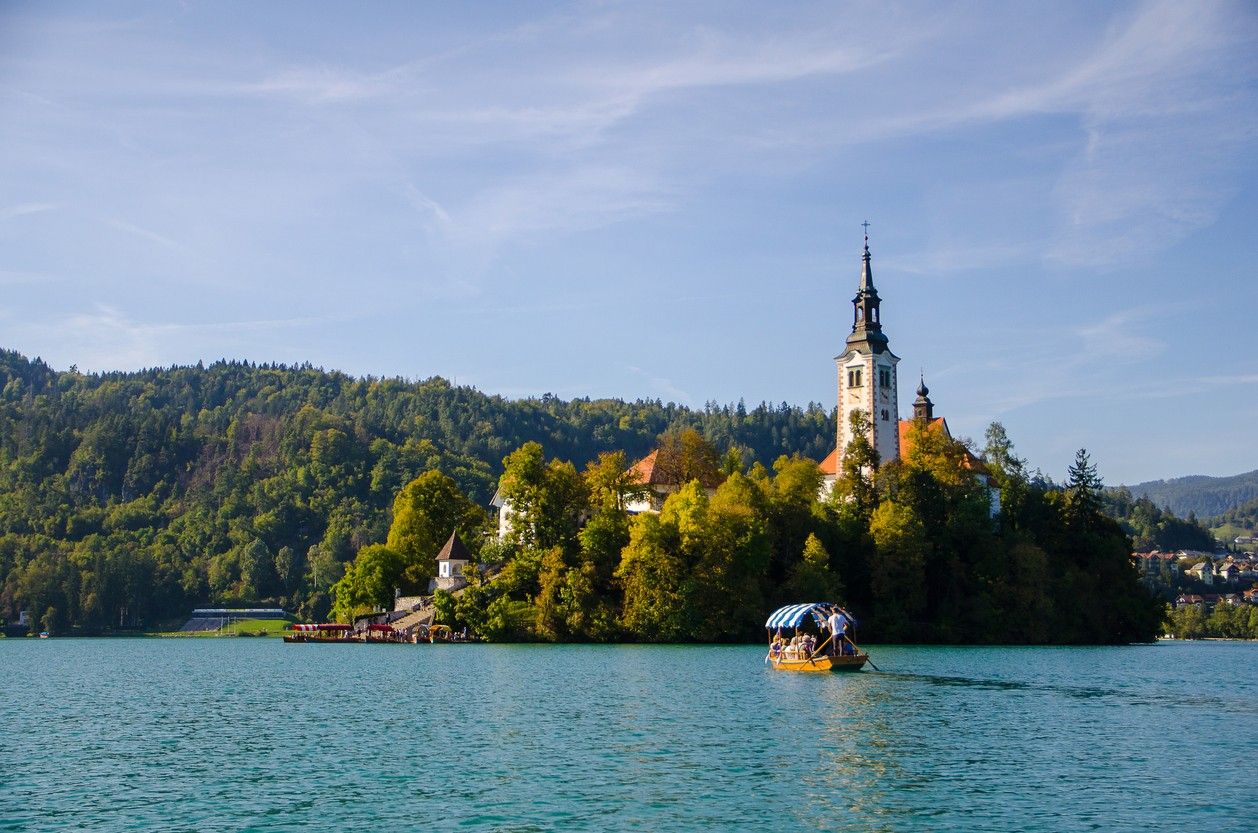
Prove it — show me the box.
[764,602,836,631]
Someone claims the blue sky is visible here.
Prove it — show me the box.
[1,1,1255,486]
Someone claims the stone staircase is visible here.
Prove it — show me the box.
[390,603,435,634]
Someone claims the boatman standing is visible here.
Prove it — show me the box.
[825,606,850,655]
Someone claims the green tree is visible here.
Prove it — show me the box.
[983,421,1026,486]
[616,513,688,642]
[834,410,879,518]
[497,443,589,552]
[239,538,275,600]
[583,450,648,513]
[653,428,723,488]
[869,500,928,639]
[1066,448,1103,531]
[386,470,486,594]
[330,544,405,621]
[688,473,771,641]
[781,533,844,603]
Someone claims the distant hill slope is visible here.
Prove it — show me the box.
[1115,470,1258,519]
[1211,496,1258,544]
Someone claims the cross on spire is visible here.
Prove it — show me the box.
[861,220,871,247]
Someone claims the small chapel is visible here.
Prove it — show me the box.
[817,230,1000,517]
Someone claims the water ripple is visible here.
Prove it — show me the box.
[0,640,1253,832]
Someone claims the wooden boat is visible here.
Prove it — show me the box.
[764,602,870,673]
[767,651,868,672]
[283,623,354,643]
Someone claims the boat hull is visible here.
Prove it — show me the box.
[769,652,868,672]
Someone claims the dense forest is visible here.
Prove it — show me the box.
[1116,470,1258,519]
[1164,602,1258,640]
[0,349,831,631]
[333,420,1164,644]
[1102,488,1217,552]
[0,349,1170,641]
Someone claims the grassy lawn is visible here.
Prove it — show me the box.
[151,618,294,637]
[1212,523,1256,552]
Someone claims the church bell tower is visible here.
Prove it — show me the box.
[836,226,900,467]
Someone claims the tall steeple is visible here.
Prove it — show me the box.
[834,221,900,472]
[847,226,888,352]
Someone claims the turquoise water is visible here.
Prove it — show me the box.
[1,640,1253,832]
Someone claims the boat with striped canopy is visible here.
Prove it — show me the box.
[764,602,868,672]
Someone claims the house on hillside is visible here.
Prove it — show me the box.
[1187,561,1215,586]
[490,446,724,540]
[623,448,723,514]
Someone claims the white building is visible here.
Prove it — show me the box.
[429,531,473,593]
[834,232,900,469]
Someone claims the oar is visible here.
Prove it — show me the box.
[840,634,881,671]
[850,639,882,671]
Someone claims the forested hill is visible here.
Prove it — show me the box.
[1115,470,1258,519]
[0,348,833,628]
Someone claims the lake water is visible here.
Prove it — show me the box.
[1,639,1253,832]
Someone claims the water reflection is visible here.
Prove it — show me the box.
[1,640,1254,832]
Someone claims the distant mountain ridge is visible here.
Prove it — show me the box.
[1114,469,1258,519]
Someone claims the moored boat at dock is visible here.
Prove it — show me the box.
[284,623,354,643]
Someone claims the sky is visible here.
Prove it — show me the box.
[1,1,1255,486]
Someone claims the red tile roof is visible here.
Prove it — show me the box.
[898,417,948,459]
[628,449,662,484]
[899,417,989,473]
[817,417,990,476]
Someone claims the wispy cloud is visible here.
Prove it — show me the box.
[7,305,332,371]
[947,306,1171,415]
[626,364,691,405]
[882,243,1033,276]
[0,202,56,221]
[106,218,184,251]
[1075,307,1165,362]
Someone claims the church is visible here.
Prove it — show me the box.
[817,231,1000,517]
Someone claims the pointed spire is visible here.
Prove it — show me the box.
[913,373,934,421]
[847,220,886,350]
[860,221,875,291]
